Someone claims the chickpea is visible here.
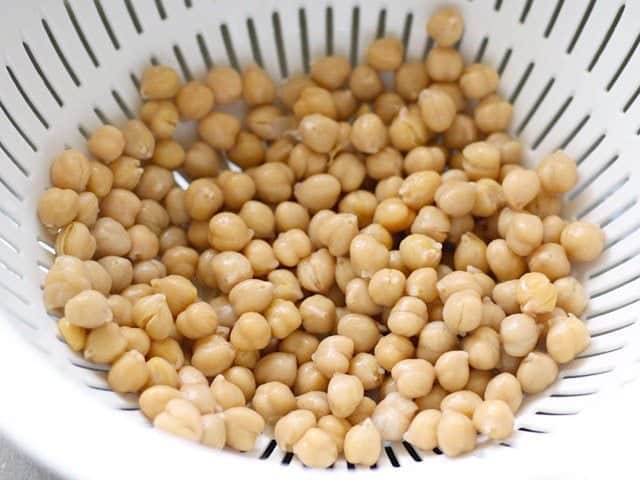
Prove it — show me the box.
[349,113,388,154]
[517,351,558,394]
[228,312,270,352]
[191,334,235,377]
[153,397,203,443]
[75,192,100,227]
[58,317,87,352]
[460,64,499,99]
[516,272,557,315]
[308,55,350,90]
[437,410,476,457]
[134,200,169,237]
[269,269,304,302]
[374,92,405,124]
[252,381,296,424]
[498,312,538,357]
[160,226,188,253]
[295,391,330,420]
[349,65,383,101]
[291,174,340,213]
[84,321,127,364]
[472,179,504,218]
[418,87,456,132]
[311,335,353,378]
[38,188,79,229]
[436,270,481,303]
[298,294,335,335]
[415,383,447,411]
[502,168,540,210]
[337,194,375,230]
[374,175,403,201]
[181,179,222,222]
[293,86,337,119]
[482,372,522,413]
[439,390,482,420]
[560,221,605,262]
[405,267,438,303]
[50,149,90,192]
[389,358,435,399]
[251,162,294,203]
[371,392,418,441]
[228,279,273,316]
[274,409,317,452]
[106,350,149,393]
[505,212,543,256]
[434,351,469,392]
[411,206,450,243]
[298,114,339,154]
[208,374,245,411]
[385,296,426,337]
[293,427,338,468]
[373,333,414,372]
[426,46,463,82]
[486,239,527,282]
[366,148,402,182]
[536,150,577,193]
[474,94,513,133]
[395,62,429,101]
[332,90,358,120]
[388,105,429,152]
[287,144,327,181]
[205,66,241,104]
[135,166,174,202]
[198,111,241,150]
[434,181,477,218]
[442,289,482,334]
[427,6,464,46]
[87,125,125,164]
[404,146,446,174]
[272,229,311,267]
[120,326,150,355]
[54,222,95,260]
[235,201,274,241]
[87,160,115,199]
[146,101,180,140]
[224,406,265,451]
[205,212,253,253]
[63,289,111,329]
[277,332,317,367]
[452,232,487,272]
[274,202,309,233]
[296,248,335,294]
[403,409,441,451]
[173,80,214,120]
[461,327,500,371]
[546,314,590,363]
[552,276,587,316]
[294,362,328,395]
[398,172,441,212]
[541,215,566,244]
[346,353,382,390]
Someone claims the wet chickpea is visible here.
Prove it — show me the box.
[374,334,415,372]
[198,112,241,151]
[486,239,527,282]
[347,353,384,390]
[411,206,451,243]
[460,64,499,99]
[126,224,159,262]
[462,326,500,370]
[98,256,133,294]
[437,409,477,457]
[404,146,446,174]
[560,221,604,262]
[502,168,541,211]
[435,181,477,217]
[440,390,482,419]
[83,260,112,296]
[372,92,404,125]
[491,280,520,315]
[462,141,500,180]
[287,144,327,180]
[391,358,436,399]
[235,201,274,241]
[504,212,543,257]
[228,312,271,352]
[388,106,429,152]
[252,381,296,424]
[405,267,439,303]
[222,366,256,401]
[397,234,442,271]
[427,6,464,46]
[426,47,464,82]
[395,62,429,101]
[327,373,364,418]
[373,198,415,233]
[527,242,571,281]
[464,369,493,397]
[272,229,311,267]
[516,351,558,394]
[152,139,185,170]
[453,232,488,273]
[174,301,217,340]
[205,66,242,104]
[298,114,339,154]
[537,150,577,193]
[371,392,418,441]
[241,239,277,276]
[419,87,456,132]
[174,81,215,120]
[474,95,513,133]
[87,161,114,200]
[50,149,91,192]
[349,65,384,101]
[293,427,338,468]
[367,148,403,181]
[241,64,275,106]
[273,202,309,233]
[434,351,469,392]
[268,269,304,302]
[296,391,331,420]
[140,65,180,100]
[296,248,335,294]
[207,212,253,252]
[88,125,125,164]
[183,142,220,179]
[83,321,127,364]
[366,37,403,71]
[294,362,328,395]
[386,296,427,337]
[38,188,79,229]
[293,86,337,119]
[207,296,235,329]
[415,383,447,411]
[500,313,539,357]
[338,191,377,228]
[191,334,236,377]
[542,215,567,244]
[398,171,441,211]
[436,270,482,302]
[473,399,514,440]
[471,179,504,218]
[365,269,405,307]
[75,192,100,227]
[343,278,380,316]
[160,226,188,254]
[151,274,197,316]
[279,332,319,366]
[309,55,351,90]
[516,272,557,315]
[374,176,403,201]
[296,294,335,335]
[248,163,294,205]
[54,222,96,260]
[146,101,180,140]
[335,313,380,354]
[403,409,441,451]
[183,178,222,221]
[331,89,358,120]
[350,113,388,154]
[135,166,174,202]
[443,289,482,334]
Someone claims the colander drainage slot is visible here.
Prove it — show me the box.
[402,441,422,462]
[384,445,400,467]
[281,451,293,465]
[259,439,276,459]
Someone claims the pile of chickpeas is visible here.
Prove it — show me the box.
[38,6,605,467]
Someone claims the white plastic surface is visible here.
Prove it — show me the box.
[0,0,639,477]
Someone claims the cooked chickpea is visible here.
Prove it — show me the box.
[442,289,482,334]
[293,86,337,119]
[403,409,441,451]
[75,192,100,227]
[395,62,428,101]
[135,166,174,202]
[486,239,527,281]
[269,269,304,302]
[434,351,469,392]
[280,332,319,366]
[371,392,418,441]
[50,149,90,192]
[418,87,456,132]
[294,174,341,212]
[38,188,79,229]
[390,358,435,399]
[160,226,188,253]
[224,406,265,451]
[437,409,476,457]
[252,381,296,424]
[108,350,149,393]
[411,206,451,243]
[462,326,500,370]
[506,212,543,256]
[388,105,429,152]
[546,314,590,363]
[191,334,235,377]
[537,150,577,193]
[272,229,312,267]
[299,294,336,335]
[560,221,604,262]
[229,312,271,352]
[426,47,463,82]
[293,427,338,468]
[229,279,273,315]
[427,6,464,46]
[274,202,310,232]
[296,248,335,294]
[84,322,127,364]
[405,267,439,303]
[274,409,317,452]
[198,112,241,150]
[435,181,477,217]
[88,125,125,164]
[349,65,383,101]
[516,351,558,394]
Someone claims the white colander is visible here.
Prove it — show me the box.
[0,0,639,478]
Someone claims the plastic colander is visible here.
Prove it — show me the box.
[0,0,639,478]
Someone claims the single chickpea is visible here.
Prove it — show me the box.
[337,313,381,354]
[296,391,331,420]
[542,215,567,244]
[365,269,406,307]
[64,290,112,329]
[151,139,185,170]
[435,181,477,217]
[131,293,173,340]
[418,87,456,132]
[472,399,514,440]
[127,225,159,263]
[502,168,541,211]
[138,199,170,235]
[274,202,310,232]
[237,200,275,240]
[442,289,482,334]
[209,375,245,410]
[553,276,587,315]
[84,322,127,364]
[486,239,527,281]
[310,55,351,90]
[98,257,133,293]
[374,92,405,124]
[415,383,447,410]
[375,175,403,201]
[254,351,298,387]
[404,146,446,174]
[180,383,216,415]
[474,95,513,133]
[229,312,271,352]
[437,410,476,457]
[188,220,212,250]
[160,226,188,253]
[293,174,341,212]
[435,351,469,392]
[75,192,100,227]
[38,188,79,229]
[252,381,296,424]
[348,397,377,425]
[343,419,382,466]
[367,148,403,181]
[462,326,500,371]
[312,335,354,378]
[274,409,317,452]
[223,406,265,451]
[348,353,384,390]
[462,141,500,180]
[386,296,427,337]
[546,314,590,363]
[205,66,242,104]
[135,166,174,202]
[371,392,418,441]
[120,326,150,355]
[88,125,125,164]
[492,280,520,315]
[146,101,180,139]
[241,64,275,106]
[537,150,577,193]
[411,206,451,243]
[350,113,388,154]
[198,112,241,150]
[427,6,464,46]
[58,317,87,352]
[175,301,218,340]
[516,272,557,315]
[374,334,415,372]
[175,81,215,120]
[560,221,605,262]
[500,312,539,358]
[388,105,429,152]
[426,46,463,82]
[151,275,197,316]
[183,178,223,221]
[391,358,436,399]
[374,198,415,233]
[280,332,319,366]
[293,86,337,119]
[298,294,336,335]
[87,161,115,199]
[403,409,441,452]
[405,267,439,303]
[440,390,482,419]
[108,350,149,393]
[54,222,96,260]
[184,142,220,180]
[208,212,253,252]
[453,232,488,273]
[153,398,203,443]
[349,65,383,101]
[436,270,482,302]
[332,89,358,120]
[484,372,522,413]
[338,191,378,228]
[516,351,558,394]
[294,362,328,395]
[298,114,339,154]
[272,229,312,267]
[460,64,499,99]
[191,334,236,377]
[140,65,180,100]
[395,62,429,101]
[222,366,256,401]
[480,297,506,330]
[293,427,338,468]
[326,373,364,419]
[345,278,382,316]
[50,149,90,192]
[269,269,304,302]
[527,242,571,281]
[288,143,328,180]
[243,240,278,276]
[296,248,335,294]
[399,171,441,211]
